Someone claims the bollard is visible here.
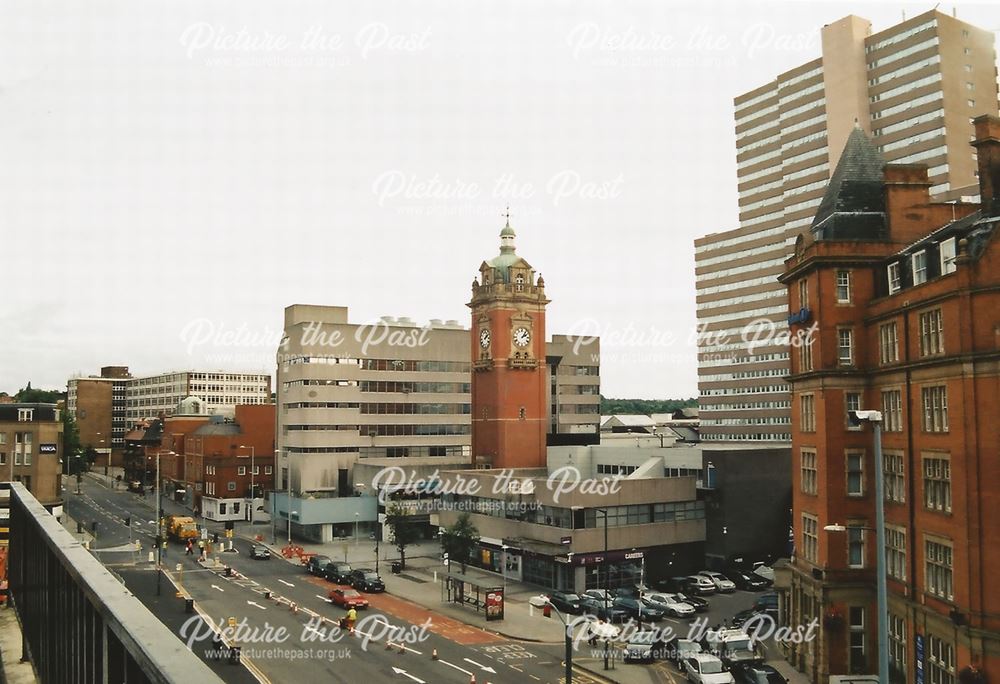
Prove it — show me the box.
[224,566,233,577]
[432,649,438,660]
[386,641,393,651]
[228,645,241,665]
[263,590,271,600]
[185,598,194,614]
[399,643,406,654]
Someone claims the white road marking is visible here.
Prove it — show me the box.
[391,667,426,683]
[438,660,473,677]
[211,585,224,592]
[315,595,327,601]
[463,658,496,673]
[247,601,266,610]
[278,579,294,587]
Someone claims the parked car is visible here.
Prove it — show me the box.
[662,636,703,666]
[685,575,718,595]
[699,570,736,593]
[674,592,710,612]
[752,563,775,586]
[724,569,770,591]
[644,592,695,617]
[127,480,144,494]
[528,594,550,608]
[582,589,613,603]
[623,631,658,663]
[683,653,736,683]
[579,595,627,623]
[249,544,271,560]
[348,569,385,593]
[306,555,333,576]
[327,587,369,610]
[731,609,766,629]
[613,597,665,622]
[731,663,788,684]
[323,561,353,584]
[753,592,779,619]
[701,626,761,669]
[548,591,583,615]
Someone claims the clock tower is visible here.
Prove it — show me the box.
[469,219,549,469]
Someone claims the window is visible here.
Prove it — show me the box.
[912,250,928,285]
[219,502,227,514]
[882,389,903,432]
[879,322,899,364]
[848,526,865,568]
[921,386,949,432]
[836,270,852,303]
[798,278,809,308]
[265,465,273,475]
[800,394,816,432]
[238,466,247,476]
[228,481,237,492]
[838,328,854,366]
[23,452,31,466]
[927,635,955,684]
[884,451,905,503]
[801,449,817,494]
[939,237,957,274]
[925,538,954,601]
[923,456,952,513]
[801,514,818,562]
[847,451,865,496]
[919,309,944,356]
[888,613,907,680]
[845,392,862,430]
[0,453,5,466]
[887,262,901,294]
[849,607,866,672]
[252,465,260,475]
[886,525,907,580]
[799,339,813,372]
[17,408,33,422]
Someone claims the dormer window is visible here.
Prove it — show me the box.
[940,237,957,275]
[912,250,928,285]
[514,273,525,291]
[17,408,33,422]
[887,262,901,294]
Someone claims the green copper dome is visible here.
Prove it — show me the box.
[488,220,520,281]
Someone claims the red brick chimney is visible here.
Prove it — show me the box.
[972,115,1000,216]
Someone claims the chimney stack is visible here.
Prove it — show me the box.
[971,115,1000,216]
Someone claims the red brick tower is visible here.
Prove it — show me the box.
[468,219,549,468]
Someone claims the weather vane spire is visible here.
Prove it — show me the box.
[502,206,512,227]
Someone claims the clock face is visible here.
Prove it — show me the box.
[513,327,531,348]
[479,328,491,348]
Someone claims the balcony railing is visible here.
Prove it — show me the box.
[7,482,221,683]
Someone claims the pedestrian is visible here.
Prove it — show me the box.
[346,606,357,635]
[198,539,206,562]
[186,540,193,556]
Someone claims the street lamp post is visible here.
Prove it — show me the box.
[501,543,508,595]
[597,508,610,671]
[545,601,574,684]
[355,512,359,545]
[155,449,162,596]
[846,409,889,684]
[239,445,255,525]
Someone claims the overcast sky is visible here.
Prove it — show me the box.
[2,1,997,399]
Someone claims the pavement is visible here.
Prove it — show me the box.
[0,607,38,684]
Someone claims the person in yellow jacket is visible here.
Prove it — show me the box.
[346,607,357,635]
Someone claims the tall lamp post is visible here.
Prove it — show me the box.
[239,445,255,524]
[545,601,574,684]
[596,508,610,671]
[153,449,176,596]
[845,409,888,684]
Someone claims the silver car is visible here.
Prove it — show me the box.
[699,570,736,593]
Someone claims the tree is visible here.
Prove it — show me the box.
[440,512,480,574]
[14,383,63,404]
[386,502,422,572]
[62,409,81,473]
[599,396,697,415]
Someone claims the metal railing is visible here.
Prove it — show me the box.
[7,483,221,683]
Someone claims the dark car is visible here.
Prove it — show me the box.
[731,663,788,684]
[249,544,271,560]
[548,591,583,615]
[731,608,766,629]
[349,569,385,593]
[613,597,665,622]
[579,596,627,623]
[753,592,779,619]
[674,592,709,612]
[725,569,770,591]
[323,561,353,584]
[306,555,333,576]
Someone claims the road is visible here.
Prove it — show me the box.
[66,475,614,684]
